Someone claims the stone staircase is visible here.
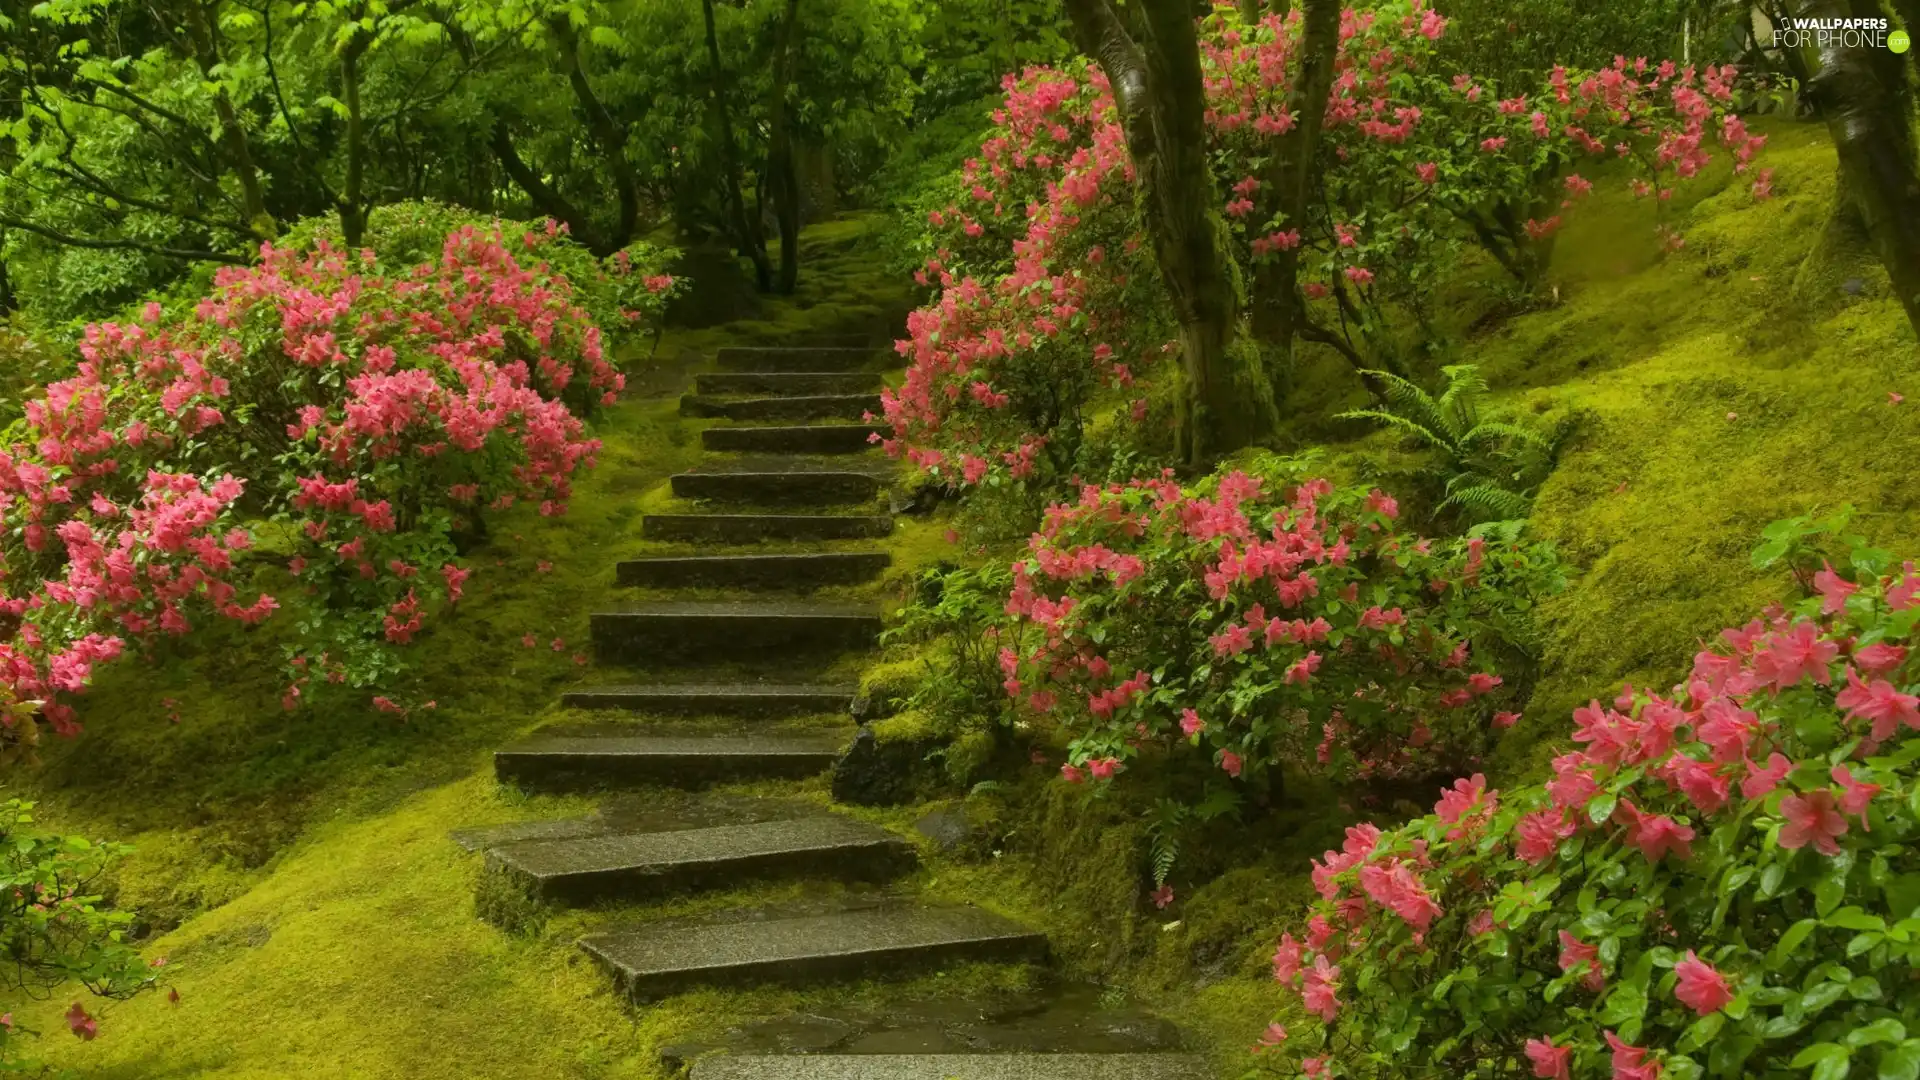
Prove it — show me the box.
[462,335,1210,1079]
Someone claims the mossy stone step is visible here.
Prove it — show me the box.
[696,372,883,397]
[703,424,886,455]
[582,905,1047,1000]
[487,816,915,905]
[690,1056,1212,1080]
[681,394,883,422]
[495,733,844,791]
[670,467,881,505]
[717,346,876,372]
[561,682,858,715]
[616,552,891,590]
[590,601,881,664]
[642,514,893,544]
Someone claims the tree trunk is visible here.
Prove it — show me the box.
[180,0,274,240]
[1892,0,1920,83]
[702,0,774,291]
[1236,0,1261,24]
[1063,0,1274,468]
[1797,0,1920,337]
[1248,0,1339,365]
[767,0,804,294]
[340,38,369,248]
[546,16,641,255]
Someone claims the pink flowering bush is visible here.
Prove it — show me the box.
[1260,531,1920,1079]
[883,2,1769,489]
[0,212,677,738]
[998,459,1562,819]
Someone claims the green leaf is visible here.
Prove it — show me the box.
[1792,1044,1849,1070]
[1847,1020,1906,1049]
[1774,918,1820,964]
[1588,793,1618,825]
[1877,1042,1920,1080]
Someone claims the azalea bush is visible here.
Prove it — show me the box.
[1259,528,1920,1079]
[998,461,1563,836]
[0,797,161,1065]
[881,2,1771,491]
[0,216,677,739]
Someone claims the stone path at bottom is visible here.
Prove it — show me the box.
[461,336,1211,1078]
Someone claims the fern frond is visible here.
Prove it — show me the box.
[1460,420,1554,452]
[1364,370,1463,446]
[1334,408,1456,453]
[1440,484,1533,521]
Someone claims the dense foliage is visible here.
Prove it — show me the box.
[1261,523,1920,1079]
[880,3,1770,491]
[0,210,675,742]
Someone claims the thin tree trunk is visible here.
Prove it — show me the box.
[180,0,273,240]
[1798,0,1920,336]
[1063,0,1275,468]
[767,0,803,294]
[1248,0,1338,363]
[1236,0,1261,24]
[547,15,640,254]
[340,37,369,248]
[702,0,774,291]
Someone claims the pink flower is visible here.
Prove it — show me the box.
[1813,562,1858,615]
[1779,789,1849,855]
[1061,764,1085,784]
[1740,752,1793,800]
[1606,1031,1661,1080]
[1180,708,1205,736]
[1220,750,1243,778]
[1344,266,1376,286]
[1558,930,1604,991]
[1151,884,1175,909]
[1674,950,1734,1014]
[1853,642,1908,674]
[1493,710,1522,729]
[1514,808,1576,864]
[1300,955,1341,1021]
[1254,1023,1287,1051]
[1480,136,1508,152]
[1415,161,1438,184]
[1526,1037,1572,1080]
[1088,756,1120,780]
[1835,665,1920,740]
[65,1002,96,1040]
[1613,799,1694,861]
[1833,765,1881,827]
[1271,932,1304,983]
[1284,651,1322,685]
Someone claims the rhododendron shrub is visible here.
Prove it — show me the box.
[1261,537,1920,1079]
[998,461,1562,802]
[0,219,672,736]
[885,2,1768,488]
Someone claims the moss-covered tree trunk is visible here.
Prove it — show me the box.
[1796,0,1920,337]
[1062,0,1276,468]
[546,16,642,256]
[179,0,274,241]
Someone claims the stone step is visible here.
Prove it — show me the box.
[616,552,891,589]
[642,514,893,544]
[717,346,875,373]
[696,372,883,397]
[582,905,1047,1000]
[670,467,880,505]
[591,601,881,663]
[681,394,883,422]
[561,682,858,715]
[487,817,915,906]
[690,1055,1213,1080]
[495,734,844,791]
[703,424,885,455]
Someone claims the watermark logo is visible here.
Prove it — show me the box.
[1772,16,1903,50]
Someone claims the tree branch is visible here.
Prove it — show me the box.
[0,215,250,264]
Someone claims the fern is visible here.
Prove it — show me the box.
[1339,364,1569,525]
[1145,799,1188,888]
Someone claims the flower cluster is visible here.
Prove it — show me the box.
[1261,542,1920,1080]
[997,462,1562,805]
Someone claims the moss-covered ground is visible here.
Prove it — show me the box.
[6,120,1917,1078]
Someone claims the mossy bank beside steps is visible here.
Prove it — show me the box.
[465,335,1210,1079]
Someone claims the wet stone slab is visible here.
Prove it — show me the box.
[642,514,893,544]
